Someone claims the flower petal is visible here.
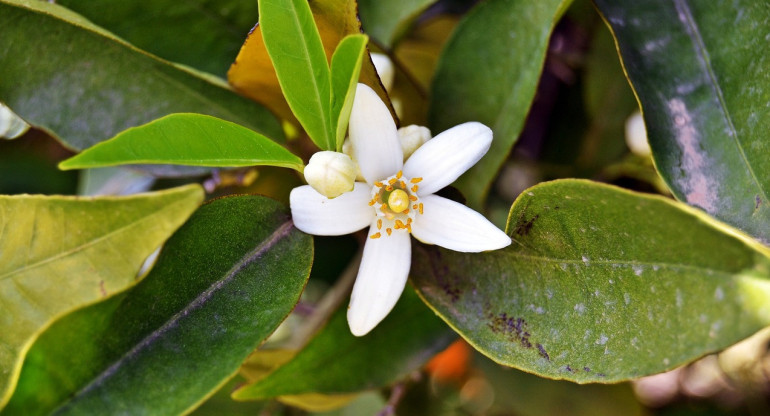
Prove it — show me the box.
[412,194,511,252]
[290,183,373,235]
[347,222,411,336]
[403,122,492,195]
[349,83,403,185]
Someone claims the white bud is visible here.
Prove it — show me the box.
[371,53,395,92]
[0,103,30,139]
[398,125,432,160]
[341,139,365,181]
[625,110,651,157]
[304,151,357,198]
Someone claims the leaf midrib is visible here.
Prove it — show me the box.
[0,196,192,282]
[51,221,295,413]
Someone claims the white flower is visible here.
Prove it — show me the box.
[290,83,511,336]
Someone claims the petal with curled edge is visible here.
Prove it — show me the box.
[347,222,411,336]
[289,182,373,235]
[411,194,511,252]
[403,122,492,196]
[348,83,403,185]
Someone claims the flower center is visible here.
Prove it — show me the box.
[368,170,424,239]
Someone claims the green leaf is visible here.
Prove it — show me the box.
[259,0,333,150]
[428,0,573,208]
[0,0,283,153]
[3,195,313,415]
[594,0,770,244]
[358,0,437,47]
[55,0,261,76]
[330,34,368,152]
[412,179,770,383]
[233,287,455,400]
[0,185,204,408]
[59,113,304,172]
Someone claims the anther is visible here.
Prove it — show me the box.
[370,232,381,239]
[419,203,424,214]
[388,177,398,185]
[386,185,393,191]
[411,185,419,192]
[375,181,384,187]
[377,219,382,230]
[396,171,403,179]
[386,228,392,236]
[410,177,423,183]
[409,195,418,201]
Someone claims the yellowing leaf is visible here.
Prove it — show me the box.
[0,185,203,407]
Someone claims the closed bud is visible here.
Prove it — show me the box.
[304,151,357,198]
[398,125,432,160]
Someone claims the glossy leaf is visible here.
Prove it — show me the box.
[55,0,261,76]
[3,196,313,415]
[412,179,770,383]
[330,35,368,151]
[594,0,770,244]
[228,0,395,125]
[358,0,437,47]
[0,0,283,152]
[259,0,333,150]
[429,0,573,208]
[0,185,204,408]
[59,113,304,171]
[233,287,455,400]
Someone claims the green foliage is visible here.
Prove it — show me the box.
[594,0,770,245]
[3,196,312,415]
[0,185,204,408]
[54,0,261,76]
[429,0,574,208]
[0,0,282,153]
[3,0,770,414]
[413,180,770,382]
[233,288,455,400]
[358,0,437,47]
[59,114,304,171]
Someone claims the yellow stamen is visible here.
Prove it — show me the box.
[394,219,405,229]
[419,203,424,214]
[370,232,381,239]
[396,170,403,179]
[387,189,410,213]
[386,228,392,236]
[388,177,398,185]
[413,204,419,209]
[399,180,407,189]
[368,199,376,206]
[375,181,384,188]
[411,185,419,192]
[377,219,382,230]
[410,177,423,183]
[409,195,418,202]
[386,185,393,191]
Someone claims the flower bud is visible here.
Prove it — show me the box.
[371,53,395,92]
[625,111,651,157]
[0,103,30,139]
[304,151,357,198]
[398,125,432,160]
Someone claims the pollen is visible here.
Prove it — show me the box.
[411,185,419,193]
[388,177,398,185]
[394,219,405,229]
[409,195,418,202]
[410,177,423,183]
[386,228,392,236]
[375,181,384,188]
[419,203,424,214]
[387,189,410,213]
[396,170,403,179]
[370,232,382,239]
[377,219,382,230]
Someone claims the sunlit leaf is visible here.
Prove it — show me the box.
[232,288,455,400]
[0,0,282,153]
[228,0,395,126]
[429,0,573,208]
[3,196,313,415]
[259,0,333,150]
[59,113,303,172]
[413,179,770,383]
[0,185,204,408]
[594,0,770,244]
[330,34,368,151]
